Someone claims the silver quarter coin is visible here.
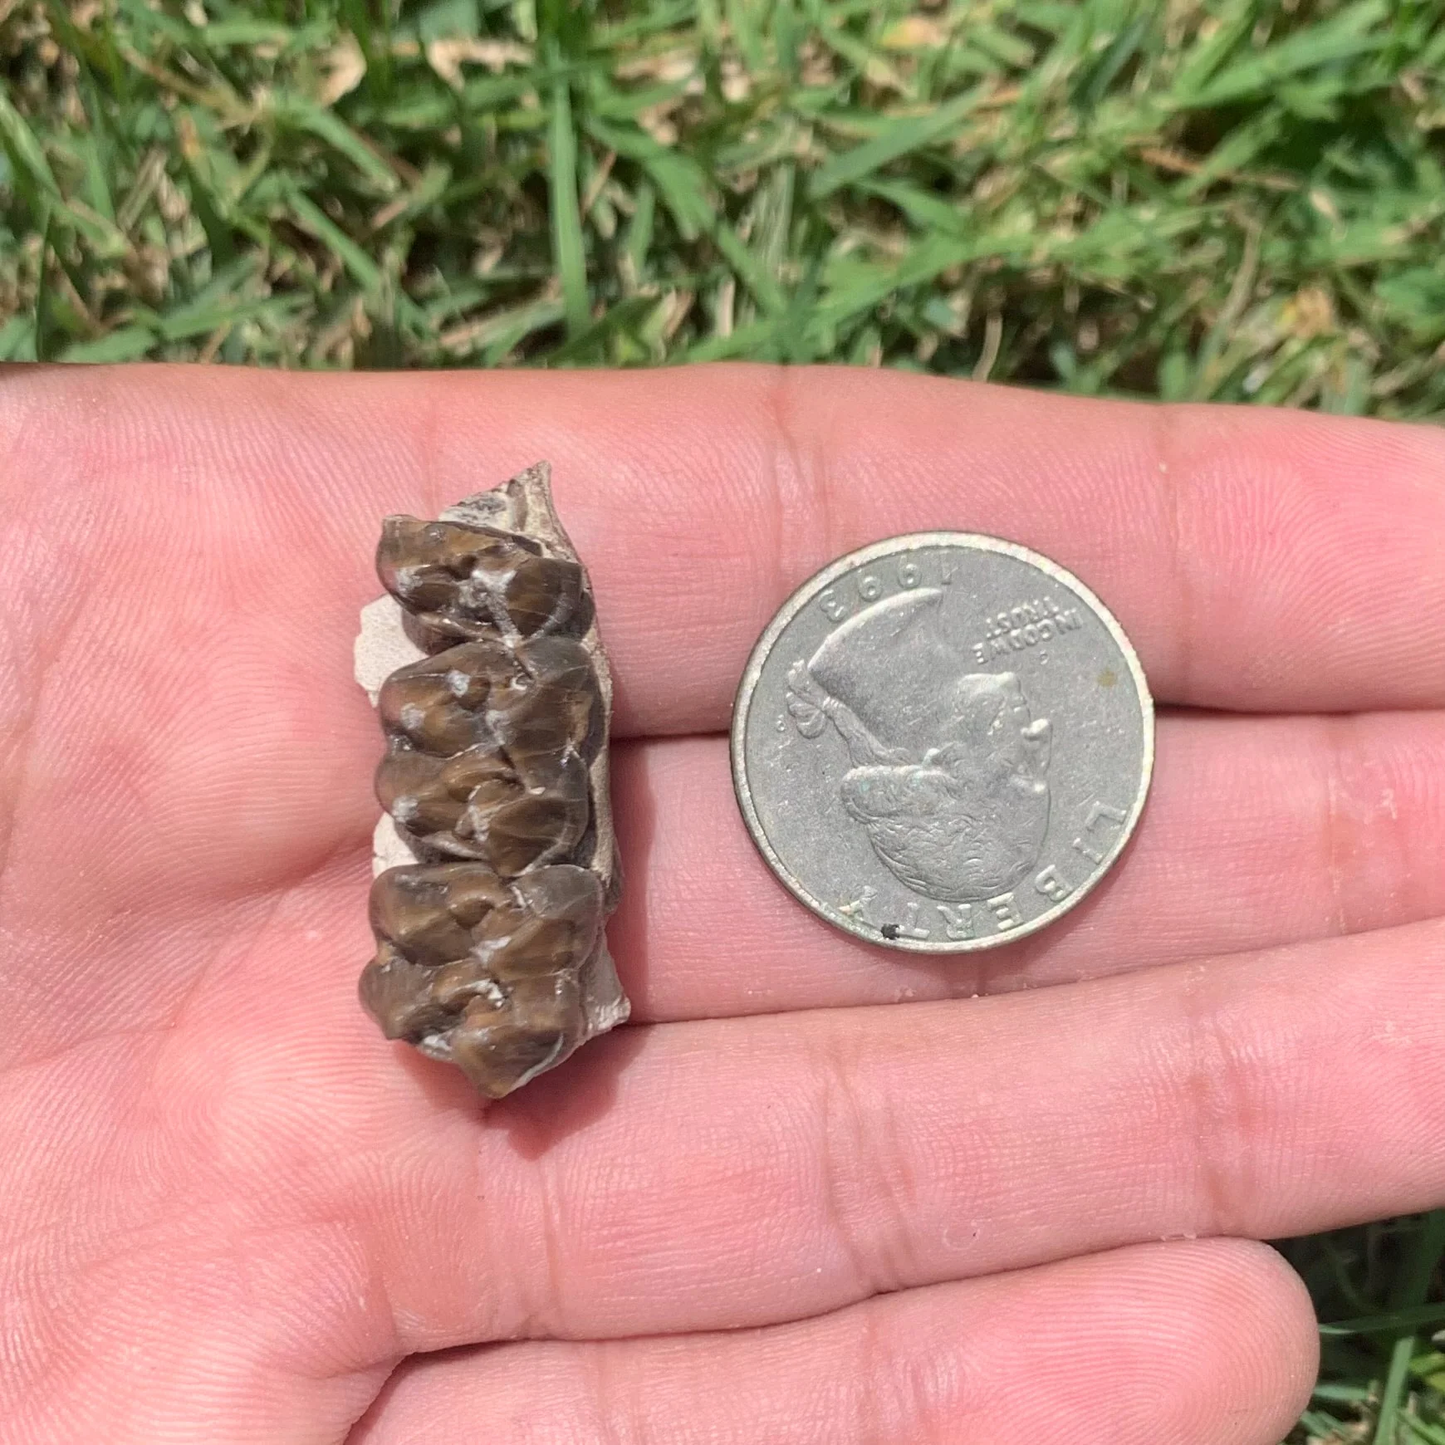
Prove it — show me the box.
[731,533,1153,952]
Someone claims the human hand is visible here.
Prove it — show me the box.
[4,363,1443,1444]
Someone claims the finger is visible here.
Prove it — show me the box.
[51,695,1428,1064]
[346,915,1445,1346]
[610,707,1445,1019]
[10,882,1434,1358]
[6,365,1445,745]
[351,1240,1315,1445]
[6,363,1442,965]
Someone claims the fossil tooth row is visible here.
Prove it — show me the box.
[353,463,627,1098]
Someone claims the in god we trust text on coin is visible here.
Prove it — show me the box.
[730,533,1154,952]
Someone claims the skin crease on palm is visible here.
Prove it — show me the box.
[5,364,1445,1445]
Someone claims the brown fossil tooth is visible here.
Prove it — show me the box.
[377,664,492,755]
[373,742,591,871]
[499,553,592,638]
[360,861,608,1099]
[358,941,454,1043]
[484,867,606,978]
[368,863,504,967]
[373,750,468,843]
[458,754,591,876]
[376,515,591,647]
[355,462,627,1098]
[448,1001,576,1100]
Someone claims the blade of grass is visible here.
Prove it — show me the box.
[810,83,987,198]
[1323,1303,1445,1339]
[1375,1212,1445,1445]
[548,57,590,338]
[0,89,59,223]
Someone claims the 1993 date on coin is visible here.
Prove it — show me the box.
[730,533,1154,953]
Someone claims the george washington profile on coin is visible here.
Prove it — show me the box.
[783,588,1052,904]
[731,532,1152,952]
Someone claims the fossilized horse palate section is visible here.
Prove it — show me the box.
[355,463,627,1098]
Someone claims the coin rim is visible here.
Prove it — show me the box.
[729,531,1156,953]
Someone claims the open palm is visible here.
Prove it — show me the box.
[5,363,1444,1444]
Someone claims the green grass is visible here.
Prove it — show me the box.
[1286,1215,1445,1444]
[2,0,1445,409]
[5,0,1445,1436]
